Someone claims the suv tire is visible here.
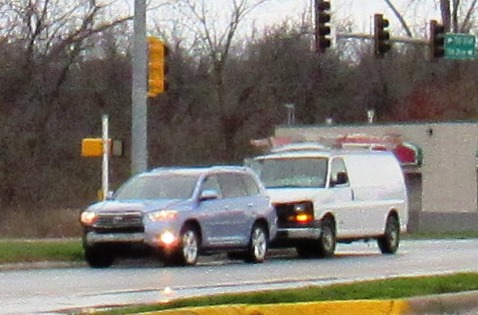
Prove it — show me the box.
[175,225,200,266]
[245,223,268,263]
[84,245,114,268]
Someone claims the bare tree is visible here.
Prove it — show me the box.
[385,0,477,33]
[0,0,134,206]
[165,0,271,161]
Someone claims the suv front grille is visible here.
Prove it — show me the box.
[94,211,144,229]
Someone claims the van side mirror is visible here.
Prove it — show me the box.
[332,172,348,187]
[105,191,115,200]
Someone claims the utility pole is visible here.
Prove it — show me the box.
[131,0,148,175]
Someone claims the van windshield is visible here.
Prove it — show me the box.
[252,157,327,188]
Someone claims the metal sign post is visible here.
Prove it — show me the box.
[102,114,109,200]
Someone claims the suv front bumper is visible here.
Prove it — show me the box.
[84,231,144,246]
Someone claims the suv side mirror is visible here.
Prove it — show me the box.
[200,189,219,201]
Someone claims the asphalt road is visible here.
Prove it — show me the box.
[1,239,478,314]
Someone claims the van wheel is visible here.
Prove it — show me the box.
[378,215,400,254]
[174,225,200,266]
[245,224,268,263]
[84,245,114,268]
[317,219,336,258]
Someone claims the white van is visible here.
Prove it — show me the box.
[249,143,408,258]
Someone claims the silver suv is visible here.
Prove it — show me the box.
[80,166,277,268]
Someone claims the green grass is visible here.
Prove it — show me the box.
[0,239,83,264]
[90,273,478,314]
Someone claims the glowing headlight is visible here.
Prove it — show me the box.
[295,213,313,223]
[148,210,178,222]
[80,211,97,225]
[159,231,177,246]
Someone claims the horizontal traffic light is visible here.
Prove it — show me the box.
[81,138,123,157]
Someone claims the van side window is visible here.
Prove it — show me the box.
[330,158,349,187]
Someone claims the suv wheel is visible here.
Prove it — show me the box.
[84,245,114,268]
[175,225,200,266]
[378,215,400,254]
[245,224,268,263]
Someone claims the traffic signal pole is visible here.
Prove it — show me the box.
[131,0,148,175]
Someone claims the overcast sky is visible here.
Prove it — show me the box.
[243,0,440,37]
[122,0,442,40]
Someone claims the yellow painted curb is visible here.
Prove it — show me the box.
[141,299,409,315]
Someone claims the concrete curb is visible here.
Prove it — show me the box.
[140,291,478,315]
[141,300,409,315]
[407,290,478,314]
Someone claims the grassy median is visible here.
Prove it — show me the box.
[89,272,478,314]
[0,239,83,264]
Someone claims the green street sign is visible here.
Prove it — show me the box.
[445,33,476,60]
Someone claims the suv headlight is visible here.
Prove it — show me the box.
[80,211,97,225]
[148,210,178,222]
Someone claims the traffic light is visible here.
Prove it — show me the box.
[374,14,391,58]
[430,20,445,59]
[315,0,331,53]
[147,36,168,97]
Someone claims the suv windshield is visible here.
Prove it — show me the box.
[252,157,327,188]
[114,173,199,200]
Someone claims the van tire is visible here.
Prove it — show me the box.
[317,219,336,258]
[378,215,400,254]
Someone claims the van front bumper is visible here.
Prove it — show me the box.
[275,227,322,240]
